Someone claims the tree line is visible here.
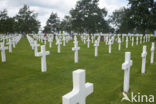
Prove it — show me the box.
[0,0,156,35]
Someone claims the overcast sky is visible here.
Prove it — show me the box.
[0,0,128,29]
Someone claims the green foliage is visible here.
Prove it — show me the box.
[1,1,156,34]
[128,0,155,34]
[15,5,40,34]
[109,7,134,33]
[0,9,16,34]
[60,16,72,33]
[110,0,156,34]
[70,0,111,34]
[43,12,60,33]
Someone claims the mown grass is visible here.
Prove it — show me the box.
[0,36,156,104]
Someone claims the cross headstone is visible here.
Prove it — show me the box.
[7,39,12,53]
[36,45,50,72]
[122,52,132,92]
[56,39,62,53]
[72,41,80,63]
[31,41,35,50]
[63,36,66,46]
[108,39,112,53]
[97,36,100,46]
[34,40,40,56]
[118,38,121,51]
[87,37,90,48]
[62,69,94,104]
[74,35,77,41]
[48,38,53,48]
[151,42,155,64]
[12,38,16,48]
[0,43,8,62]
[94,40,99,56]
[126,37,128,48]
[141,45,147,74]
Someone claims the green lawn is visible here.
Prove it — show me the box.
[0,37,156,104]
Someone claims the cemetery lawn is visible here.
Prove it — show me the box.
[0,37,156,104]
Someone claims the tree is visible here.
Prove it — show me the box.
[109,8,125,30]
[15,5,40,34]
[128,0,156,34]
[109,7,134,33]
[70,0,110,34]
[60,15,72,33]
[0,9,8,34]
[6,17,16,34]
[0,9,16,34]
[43,12,60,33]
[150,1,156,32]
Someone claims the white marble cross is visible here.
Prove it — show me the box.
[0,43,8,62]
[122,52,132,92]
[12,38,16,48]
[7,39,12,53]
[151,42,155,64]
[118,38,121,51]
[34,40,40,56]
[63,36,66,46]
[126,37,128,48]
[56,39,62,53]
[87,37,90,48]
[94,40,99,56]
[72,41,80,63]
[62,69,93,104]
[36,45,50,72]
[108,39,112,53]
[74,35,77,42]
[141,46,147,74]
[48,38,53,48]
[31,41,35,50]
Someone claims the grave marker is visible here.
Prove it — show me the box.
[94,40,99,56]
[151,42,155,64]
[122,52,132,92]
[0,43,8,62]
[36,45,50,72]
[72,41,80,63]
[141,46,147,74]
[62,69,93,104]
